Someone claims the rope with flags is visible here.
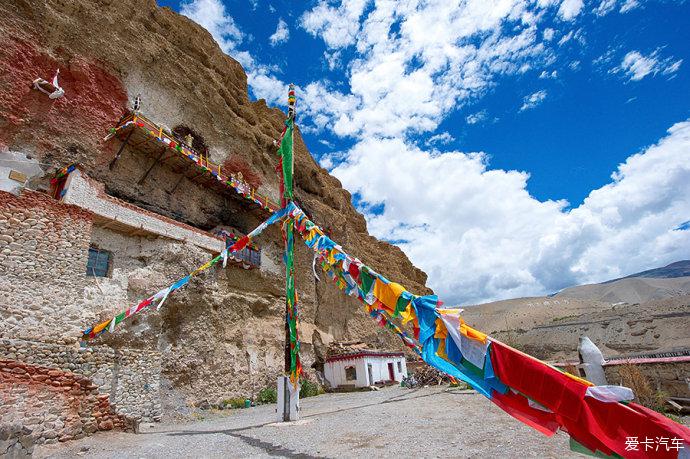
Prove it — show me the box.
[80,207,289,341]
[285,202,690,458]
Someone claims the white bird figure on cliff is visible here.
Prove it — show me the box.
[32,68,65,99]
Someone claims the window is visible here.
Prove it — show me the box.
[397,361,402,373]
[86,247,111,277]
[345,366,357,381]
[236,246,261,266]
[223,237,261,267]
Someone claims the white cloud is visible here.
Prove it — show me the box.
[569,60,581,71]
[593,0,641,15]
[300,0,370,49]
[595,0,618,15]
[331,120,690,305]
[558,30,574,46]
[620,0,640,13]
[246,70,287,104]
[520,90,547,111]
[539,69,558,79]
[616,49,683,81]
[324,50,342,70]
[298,0,552,138]
[466,110,488,125]
[557,28,585,47]
[269,18,290,46]
[558,0,584,20]
[543,28,555,41]
[180,0,252,68]
[663,59,683,76]
[426,132,455,146]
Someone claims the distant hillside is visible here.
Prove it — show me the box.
[462,261,690,361]
[604,260,690,282]
[556,261,690,304]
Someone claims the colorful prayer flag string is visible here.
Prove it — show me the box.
[80,206,289,341]
[50,163,77,184]
[285,202,690,458]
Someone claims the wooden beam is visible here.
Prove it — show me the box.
[129,224,147,237]
[667,399,683,412]
[97,217,118,230]
[137,147,166,185]
[109,129,134,170]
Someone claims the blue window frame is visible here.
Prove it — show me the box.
[86,247,111,277]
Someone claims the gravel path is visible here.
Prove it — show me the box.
[35,386,582,458]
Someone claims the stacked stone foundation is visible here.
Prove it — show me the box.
[0,358,136,447]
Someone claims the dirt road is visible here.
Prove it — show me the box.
[36,386,581,458]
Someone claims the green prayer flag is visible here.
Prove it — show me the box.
[279,119,294,201]
[359,268,374,297]
[394,296,411,317]
[569,438,621,458]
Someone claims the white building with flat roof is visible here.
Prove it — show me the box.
[324,350,407,388]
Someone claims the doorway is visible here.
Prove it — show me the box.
[367,363,373,385]
[387,362,395,381]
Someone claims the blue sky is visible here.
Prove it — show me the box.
[162,0,690,304]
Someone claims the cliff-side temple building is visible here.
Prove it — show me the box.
[1,109,296,437]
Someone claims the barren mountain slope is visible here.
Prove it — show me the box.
[463,294,690,360]
[556,276,690,304]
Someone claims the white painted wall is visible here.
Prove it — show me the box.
[324,355,407,388]
[0,151,43,195]
[62,169,224,253]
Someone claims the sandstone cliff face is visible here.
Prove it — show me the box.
[0,0,430,410]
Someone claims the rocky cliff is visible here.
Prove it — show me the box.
[0,0,430,413]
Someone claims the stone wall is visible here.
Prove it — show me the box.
[0,190,93,340]
[0,339,115,395]
[0,338,162,423]
[0,359,135,446]
[112,349,161,422]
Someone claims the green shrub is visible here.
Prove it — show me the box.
[300,379,322,398]
[222,397,247,409]
[257,386,277,404]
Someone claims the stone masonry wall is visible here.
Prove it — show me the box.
[0,338,161,423]
[0,339,115,395]
[0,190,93,340]
[0,359,135,447]
[0,189,163,435]
[113,349,162,422]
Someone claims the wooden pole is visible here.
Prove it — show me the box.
[109,128,134,170]
[137,147,166,185]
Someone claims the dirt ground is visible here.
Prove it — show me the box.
[35,386,583,458]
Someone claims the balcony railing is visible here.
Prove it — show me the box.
[104,112,280,213]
